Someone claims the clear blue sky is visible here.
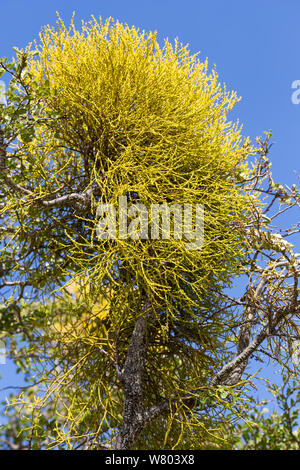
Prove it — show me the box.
[0,0,299,419]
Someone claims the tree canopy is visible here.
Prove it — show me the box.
[0,16,299,450]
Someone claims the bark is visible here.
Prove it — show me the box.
[113,298,154,450]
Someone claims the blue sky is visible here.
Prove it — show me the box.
[0,0,299,423]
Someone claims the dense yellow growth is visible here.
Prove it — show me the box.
[20,16,254,320]
[6,16,257,449]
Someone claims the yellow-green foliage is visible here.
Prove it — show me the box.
[4,16,256,449]
[20,16,253,316]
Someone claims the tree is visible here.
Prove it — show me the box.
[228,374,300,450]
[0,16,299,450]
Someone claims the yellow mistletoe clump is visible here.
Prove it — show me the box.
[15,15,255,327]
[3,16,260,449]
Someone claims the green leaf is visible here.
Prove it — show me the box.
[20,127,34,143]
